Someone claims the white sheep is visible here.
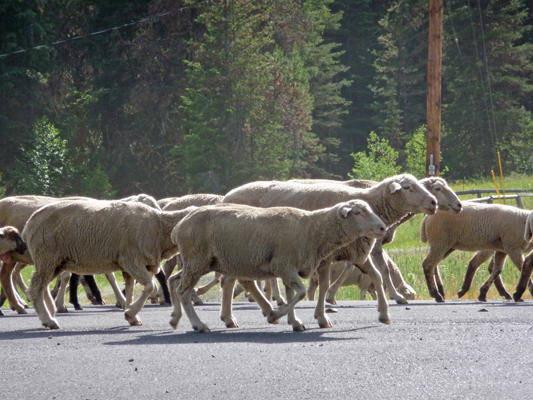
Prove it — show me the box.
[316,176,461,305]
[22,199,196,329]
[421,202,533,302]
[221,173,437,329]
[168,200,387,332]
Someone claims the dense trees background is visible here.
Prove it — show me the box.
[2,0,533,198]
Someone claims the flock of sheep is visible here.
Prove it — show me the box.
[1,173,533,333]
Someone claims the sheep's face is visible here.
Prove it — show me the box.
[390,174,438,215]
[423,178,462,214]
[339,200,386,240]
[0,226,27,263]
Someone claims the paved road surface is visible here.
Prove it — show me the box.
[1,300,533,399]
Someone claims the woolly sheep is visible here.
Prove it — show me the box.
[168,200,387,332]
[421,202,533,302]
[222,174,437,328]
[315,176,462,305]
[22,199,196,329]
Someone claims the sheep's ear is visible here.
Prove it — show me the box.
[339,205,352,218]
[389,182,402,193]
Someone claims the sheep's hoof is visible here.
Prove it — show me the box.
[503,293,513,301]
[73,304,83,311]
[325,308,338,313]
[57,308,69,314]
[193,325,210,333]
[125,312,143,326]
[292,323,306,332]
[169,315,179,330]
[477,296,487,302]
[0,310,4,316]
[325,298,337,305]
[158,301,171,307]
[435,297,445,303]
[512,292,524,303]
[225,321,239,329]
[276,299,287,306]
[457,290,467,298]
[266,314,280,325]
[395,298,408,305]
[15,308,28,315]
[318,320,333,329]
[43,320,60,329]
[379,317,392,325]
[193,299,204,306]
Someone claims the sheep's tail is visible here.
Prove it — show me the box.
[420,216,428,243]
[525,212,533,243]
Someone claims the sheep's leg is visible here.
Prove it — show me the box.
[155,269,171,305]
[314,260,333,328]
[270,278,286,306]
[306,274,318,301]
[384,251,416,300]
[457,251,493,298]
[263,279,273,303]
[124,271,155,327]
[83,275,104,305]
[325,262,353,305]
[13,262,30,298]
[239,279,277,323]
[106,272,126,309]
[69,273,83,310]
[219,276,238,328]
[148,279,160,304]
[55,271,71,313]
[361,258,391,324]
[269,271,307,332]
[233,282,245,299]
[168,270,184,330]
[486,254,512,300]
[176,264,210,333]
[196,272,221,295]
[282,282,305,331]
[478,251,509,302]
[163,256,178,278]
[372,244,408,304]
[0,261,27,314]
[422,248,451,303]
[514,252,533,302]
[49,276,61,299]
[28,265,60,329]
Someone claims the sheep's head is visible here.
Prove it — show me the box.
[338,200,386,240]
[0,226,27,263]
[387,174,438,215]
[421,177,462,214]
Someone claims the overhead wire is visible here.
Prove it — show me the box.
[0,0,209,59]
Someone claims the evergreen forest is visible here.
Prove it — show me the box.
[2,0,533,199]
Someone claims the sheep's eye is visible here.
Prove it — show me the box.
[353,211,360,215]
[434,186,441,191]
[403,186,412,191]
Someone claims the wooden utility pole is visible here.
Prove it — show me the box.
[426,0,443,177]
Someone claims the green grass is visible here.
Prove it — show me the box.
[4,174,533,309]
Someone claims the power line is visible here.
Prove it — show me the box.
[0,1,208,59]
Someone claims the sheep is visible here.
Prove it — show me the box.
[307,177,461,305]
[221,173,437,329]
[22,199,196,329]
[513,211,533,301]
[168,200,387,332]
[307,262,376,301]
[421,202,533,303]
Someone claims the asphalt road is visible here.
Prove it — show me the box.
[1,299,533,400]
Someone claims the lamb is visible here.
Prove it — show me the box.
[421,202,533,303]
[168,200,387,332]
[221,174,437,328]
[22,199,196,329]
[306,176,461,305]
